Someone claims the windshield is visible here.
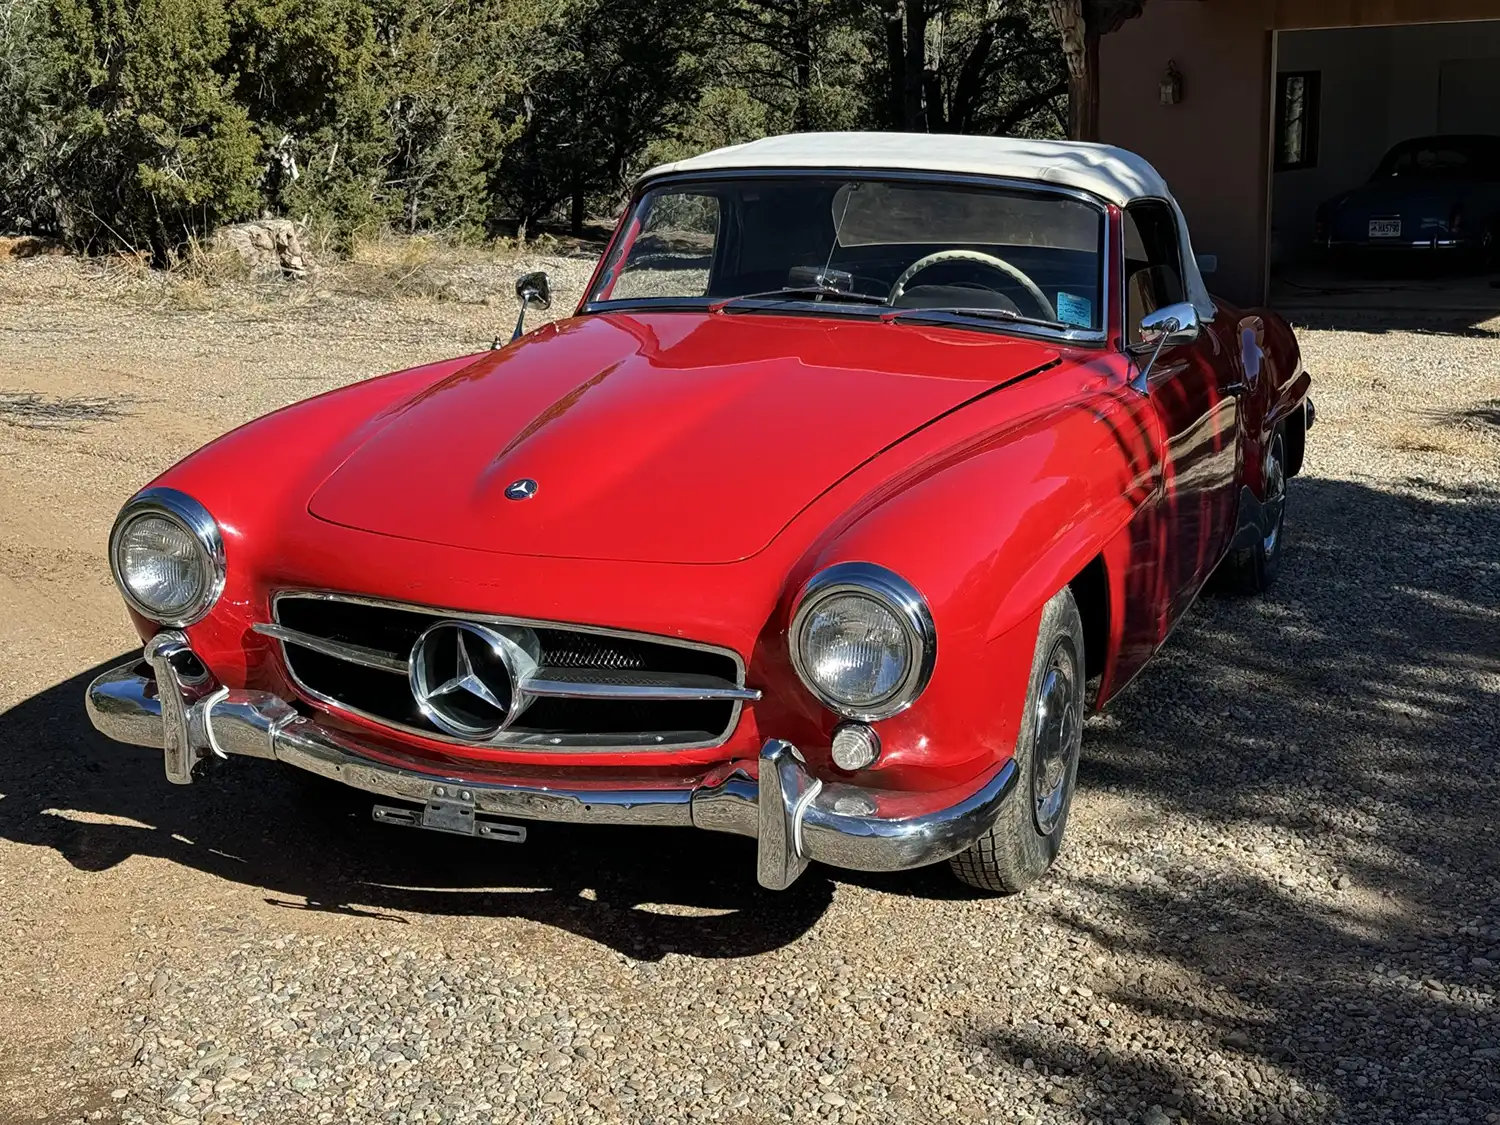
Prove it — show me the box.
[1373,138,1500,180]
[586,176,1106,334]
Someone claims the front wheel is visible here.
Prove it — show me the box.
[950,585,1085,894]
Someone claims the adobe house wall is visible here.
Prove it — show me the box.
[1099,0,1500,306]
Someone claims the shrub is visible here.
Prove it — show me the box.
[42,0,263,258]
[0,0,1069,256]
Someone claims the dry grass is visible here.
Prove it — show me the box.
[1387,425,1464,455]
[328,232,512,301]
[0,230,607,353]
[135,229,603,312]
[1384,420,1498,459]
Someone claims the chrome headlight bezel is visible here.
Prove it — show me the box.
[109,487,226,627]
[788,562,936,721]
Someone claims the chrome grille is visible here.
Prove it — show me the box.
[263,593,753,751]
[539,637,649,670]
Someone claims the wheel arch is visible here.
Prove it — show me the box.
[1068,553,1110,685]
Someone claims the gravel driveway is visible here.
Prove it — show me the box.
[0,256,1496,1125]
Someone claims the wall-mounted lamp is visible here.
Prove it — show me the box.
[1160,60,1184,106]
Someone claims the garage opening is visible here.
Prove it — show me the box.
[1269,19,1500,327]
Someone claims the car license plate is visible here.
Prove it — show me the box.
[1369,219,1402,239]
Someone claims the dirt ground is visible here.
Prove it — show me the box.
[0,253,1497,1125]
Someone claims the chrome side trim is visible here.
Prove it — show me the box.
[267,590,752,753]
[84,654,1019,890]
[252,623,410,676]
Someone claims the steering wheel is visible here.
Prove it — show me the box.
[888,250,1057,321]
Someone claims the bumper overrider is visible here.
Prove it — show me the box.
[86,632,1017,890]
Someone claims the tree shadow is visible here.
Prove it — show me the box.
[1454,398,1500,432]
[966,474,1500,1123]
[0,390,134,429]
[1270,262,1500,335]
[0,663,833,960]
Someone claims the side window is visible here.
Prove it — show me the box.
[1124,202,1186,346]
[1275,71,1322,171]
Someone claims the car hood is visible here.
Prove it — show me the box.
[309,311,1058,564]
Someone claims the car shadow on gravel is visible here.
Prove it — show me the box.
[967,475,1500,1123]
[0,667,833,960]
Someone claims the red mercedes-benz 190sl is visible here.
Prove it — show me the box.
[87,134,1311,893]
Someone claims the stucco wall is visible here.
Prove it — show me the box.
[1099,3,1274,307]
[1100,0,1500,306]
[1272,20,1500,262]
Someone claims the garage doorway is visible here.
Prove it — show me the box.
[1269,19,1500,326]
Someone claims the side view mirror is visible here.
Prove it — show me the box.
[516,270,552,311]
[1138,302,1201,349]
[506,270,553,345]
[1128,301,1201,392]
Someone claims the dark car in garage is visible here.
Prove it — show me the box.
[1317,135,1500,263]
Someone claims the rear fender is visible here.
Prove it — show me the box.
[1239,311,1309,489]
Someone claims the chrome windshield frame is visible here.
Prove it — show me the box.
[580,167,1114,349]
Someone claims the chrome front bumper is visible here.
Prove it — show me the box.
[86,632,1016,890]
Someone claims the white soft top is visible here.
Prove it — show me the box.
[641,132,1215,320]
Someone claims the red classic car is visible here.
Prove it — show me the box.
[87,133,1311,893]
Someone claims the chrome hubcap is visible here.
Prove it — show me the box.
[1031,637,1081,837]
[1262,433,1287,556]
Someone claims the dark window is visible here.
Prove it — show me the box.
[1276,72,1322,171]
[1123,201,1185,346]
[1372,137,1500,180]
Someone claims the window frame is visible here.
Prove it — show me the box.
[1275,71,1322,172]
[1121,197,1188,348]
[582,168,1115,348]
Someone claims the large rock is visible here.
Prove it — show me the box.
[213,219,309,279]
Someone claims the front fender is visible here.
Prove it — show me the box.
[782,371,1157,788]
[120,353,490,676]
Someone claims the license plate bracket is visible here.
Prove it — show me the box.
[1369,218,1402,239]
[371,790,528,843]
[422,795,477,834]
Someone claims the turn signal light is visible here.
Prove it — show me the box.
[831,722,881,772]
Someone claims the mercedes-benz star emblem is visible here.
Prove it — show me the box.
[409,621,518,740]
[504,478,538,501]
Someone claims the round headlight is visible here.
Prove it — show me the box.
[109,488,225,626]
[789,563,935,720]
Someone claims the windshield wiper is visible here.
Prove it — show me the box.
[714,286,889,312]
[884,306,1073,332]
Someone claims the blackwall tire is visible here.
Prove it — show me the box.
[949,585,1085,894]
[1218,426,1289,596]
